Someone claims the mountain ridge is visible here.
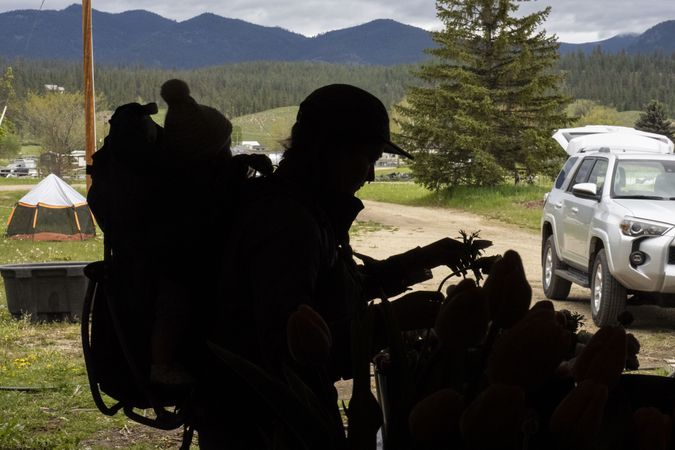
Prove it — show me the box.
[0,5,672,68]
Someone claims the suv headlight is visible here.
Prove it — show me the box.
[620,217,673,237]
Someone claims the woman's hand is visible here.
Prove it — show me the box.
[413,237,492,273]
[389,290,444,331]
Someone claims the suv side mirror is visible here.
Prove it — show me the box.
[572,182,599,200]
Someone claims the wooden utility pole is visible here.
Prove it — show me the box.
[82,0,96,190]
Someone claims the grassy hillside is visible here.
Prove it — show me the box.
[230,105,405,152]
[152,106,297,152]
[232,106,298,151]
[141,104,658,154]
[616,110,642,127]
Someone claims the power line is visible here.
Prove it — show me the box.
[24,0,48,52]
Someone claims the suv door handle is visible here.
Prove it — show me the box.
[571,207,579,213]
[554,202,563,209]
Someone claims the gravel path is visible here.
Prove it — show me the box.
[0,184,85,192]
[353,200,675,369]
[0,184,37,191]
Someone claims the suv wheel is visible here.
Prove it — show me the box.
[542,235,571,300]
[590,248,627,327]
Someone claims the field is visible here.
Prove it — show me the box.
[0,175,672,448]
[0,178,545,449]
[231,106,298,151]
[151,105,297,152]
[0,190,166,449]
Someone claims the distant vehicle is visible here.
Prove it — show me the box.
[541,126,675,326]
[0,157,39,178]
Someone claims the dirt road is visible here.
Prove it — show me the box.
[0,184,85,192]
[0,184,37,191]
[353,200,675,368]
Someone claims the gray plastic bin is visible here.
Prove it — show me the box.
[0,262,91,322]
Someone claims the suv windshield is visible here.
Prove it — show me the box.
[612,159,675,200]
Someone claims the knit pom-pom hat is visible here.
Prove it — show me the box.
[161,79,232,162]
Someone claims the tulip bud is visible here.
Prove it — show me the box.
[460,384,526,450]
[573,326,626,386]
[625,333,641,370]
[286,304,332,365]
[482,250,531,328]
[435,283,490,351]
[633,407,671,450]
[409,388,464,445]
[487,308,573,388]
[549,379,608,448]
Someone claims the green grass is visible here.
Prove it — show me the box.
[0,304,181,449]
[0,188,187,448]
[0,311,127,449]
[350,220,398,236]
[357,181,549,231]
[374,166,411,177]
[151,105,297,152]
[232,106,298,151]
[0,177,41,185]
[19,144,42,157]
[151,107,167,127]
[0,190,138,449]
[616,110,642,127]
[0,183,396,448]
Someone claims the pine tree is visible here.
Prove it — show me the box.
[635,100,674,141]
[395,0,571,189]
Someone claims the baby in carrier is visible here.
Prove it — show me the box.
[150,79,234,385]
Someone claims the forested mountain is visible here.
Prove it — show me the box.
[0,5,672,68]
[0,5,433,67]
[559,20,675,55]
[1,51,673,118]
[557,52,675,112]
[559,34,640,55]
[305,20,433,65]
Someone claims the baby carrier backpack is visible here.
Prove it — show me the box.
[81,101,273,448]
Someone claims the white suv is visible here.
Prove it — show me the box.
[541,126,675,326]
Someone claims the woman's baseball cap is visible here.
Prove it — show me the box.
[295,84,413,159]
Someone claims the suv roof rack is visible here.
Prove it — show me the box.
[552,125,675,156]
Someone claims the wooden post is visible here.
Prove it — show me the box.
[82,0,96,191]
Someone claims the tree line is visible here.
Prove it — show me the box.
[558,50,675,113]
[1,50,673,118]
[0,59,418,117]
[1,31,674,186]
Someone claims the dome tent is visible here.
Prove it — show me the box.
[6,174,96,241]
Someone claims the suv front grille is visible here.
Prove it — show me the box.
[669,247,675,265]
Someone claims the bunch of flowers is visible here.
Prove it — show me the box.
[373,238,658,450]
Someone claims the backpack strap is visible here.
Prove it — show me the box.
[180,423,195,450]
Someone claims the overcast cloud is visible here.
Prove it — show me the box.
[0,0,672,42]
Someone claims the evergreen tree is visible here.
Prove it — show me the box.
[635,100,674,140]
[395,0,571,189]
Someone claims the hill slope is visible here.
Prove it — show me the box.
[0,5,433,67]
[1,5,672,67]
[232,106,298,151]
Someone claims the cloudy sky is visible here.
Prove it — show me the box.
[1,0,672,43]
